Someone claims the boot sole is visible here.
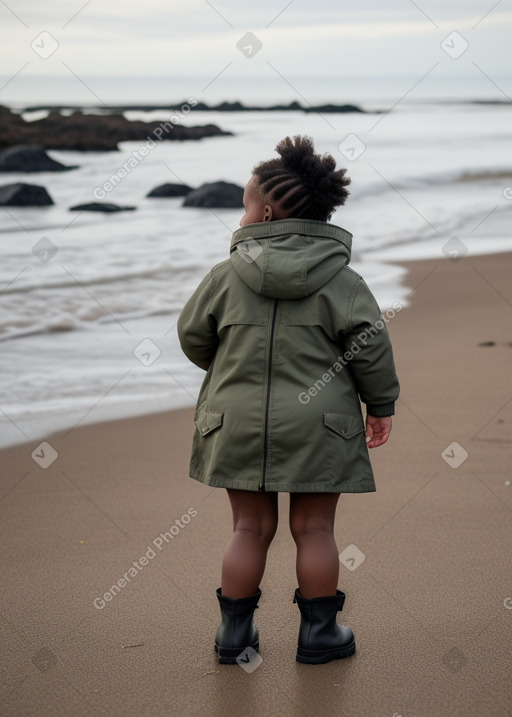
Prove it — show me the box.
[214,641,259,665]
[296,639,356,664]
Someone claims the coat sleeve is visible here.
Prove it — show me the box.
[339,277,400,416]
[177,270,219,371]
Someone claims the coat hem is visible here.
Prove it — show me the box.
[189,472,376,494]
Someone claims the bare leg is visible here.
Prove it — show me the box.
[289,492,340,599]
[221,488,278,599]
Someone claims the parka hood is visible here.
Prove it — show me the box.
[230,218,352,300]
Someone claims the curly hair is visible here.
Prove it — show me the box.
[252,135,351,222]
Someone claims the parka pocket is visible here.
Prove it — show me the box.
[323,412,365,439]
[194,405,224,436]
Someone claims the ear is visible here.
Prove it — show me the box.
[263,204,273,222]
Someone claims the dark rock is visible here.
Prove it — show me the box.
[0,182,53,206]
[303,103,364,113]
[0,104,232,152]
[0,144,78,172]
[146,182,193,198]
[183,181,244,208]
[19,100,368,114]
[69,202,136,212]
[214,101,246,112]
[149,100,363,113]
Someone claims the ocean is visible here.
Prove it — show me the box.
[1,75,512,448]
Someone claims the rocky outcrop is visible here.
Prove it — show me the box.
[0,105,232,152]
[0,182,54,206]
[0,144,78,172]
[69,202,136,212]
[19,100,367,114]
[182,181,244,208]
[146,183,193,198]
[303,103,363,113]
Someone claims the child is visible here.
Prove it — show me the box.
[177,135,399,665]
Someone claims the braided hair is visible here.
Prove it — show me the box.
[252,135,351,222]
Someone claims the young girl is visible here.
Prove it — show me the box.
[177,135,399,665]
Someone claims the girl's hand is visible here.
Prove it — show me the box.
[365,415,392,449]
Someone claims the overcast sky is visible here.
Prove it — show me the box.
[1,0,511,88]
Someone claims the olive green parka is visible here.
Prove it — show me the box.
[177,218,399,493]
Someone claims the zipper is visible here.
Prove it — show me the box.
[260,299,279,492]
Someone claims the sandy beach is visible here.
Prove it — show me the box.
[1,250,511,716]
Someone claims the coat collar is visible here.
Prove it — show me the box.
[230,217,353,253]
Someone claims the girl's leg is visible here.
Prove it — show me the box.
[289,492,340,599]
[221,488,279,599]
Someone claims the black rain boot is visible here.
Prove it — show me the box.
[214,587,261,664]
[293,587,356,664]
